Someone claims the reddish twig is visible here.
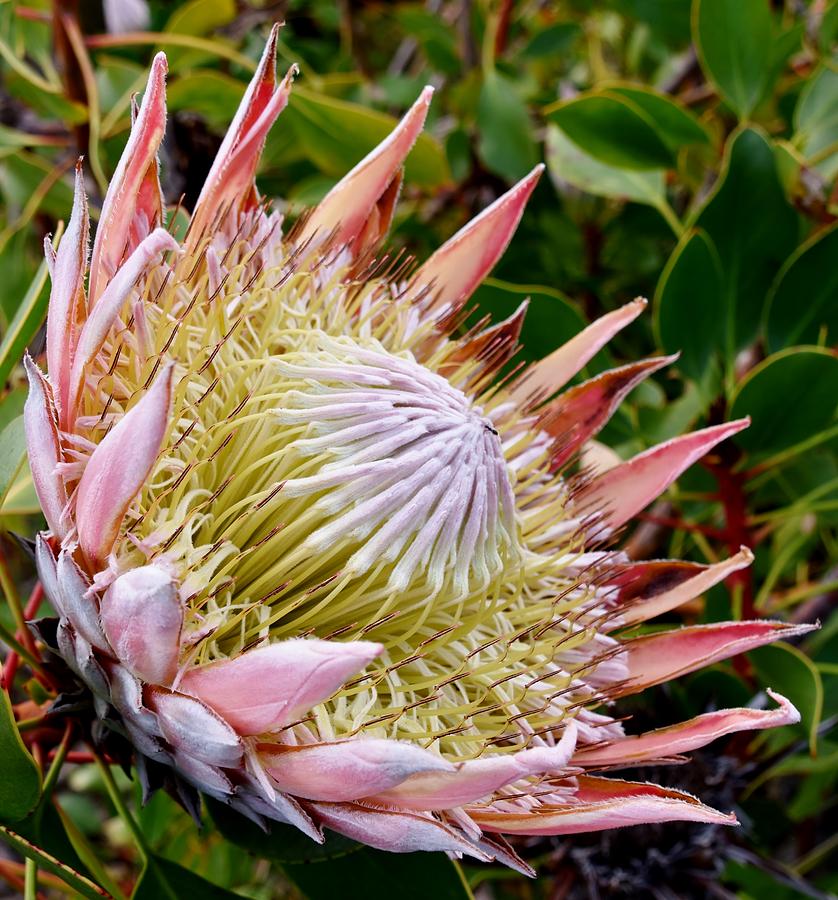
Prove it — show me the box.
[3,582,45,687]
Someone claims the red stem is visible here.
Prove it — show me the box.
[3,582,45,686]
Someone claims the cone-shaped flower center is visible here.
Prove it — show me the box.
[82,241,599,758]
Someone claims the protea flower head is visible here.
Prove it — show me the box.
[24,27,812,871]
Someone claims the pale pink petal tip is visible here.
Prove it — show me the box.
[145,687,242,768]
[311,801,491,859]
[89,51,167,304]
[180,639,382,735]
[101,565,183,684]
[472,777,737,836]
[56,549,109,652]
[262,738,454,802]
[611,546,754,629]
[511,298,648,405]
[413,164,543,313]
[298,88,434,251]
[23,354,68,539]
[373,721,577,811]
[618,620,819,697]
[46,161,89,424]
[575,418,750,533]
[189,26,295,242]
[573,691,800,766]
[75,362,175,566]
[70,227,179,415]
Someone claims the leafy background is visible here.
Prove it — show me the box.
[0,0,836,897]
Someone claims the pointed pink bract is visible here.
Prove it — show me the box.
[179,639,382,735]
[510,299,647,407]
[190,25,294,244]
[101,565,183,684]
[262,738,453,802]
[75,363,175,566]
[89,52,167,305]
[574,419,750,534]
[472,776,737,835]
[23,355,68,539]
[412,166,543,312]
[573,690,799,766]
[46,162,89,425]
[297,87,433,252]
[615,620,818,697]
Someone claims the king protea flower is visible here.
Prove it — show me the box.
[23,27,811,871]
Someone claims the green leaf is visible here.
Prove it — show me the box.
[472,278,586,366]
[162,0,238,71]
[282,848,473,900]
[765,221,838,352]
[132,853,243,900]
[0,415,27,511]
[545,124,669,210]
[0,687,40,822]
[284,87,450,188]
[54,802,125,900]
[0,250,51,386]
[729,347,838,460]
[654,228,724,382]
[605,85,710,151]
[546,93,674,170]
[793,64,838,181]
[693,0,774,118]
[0,124,63,152]
[477,71,540,181]
[750,642,824,756]
[691,127,799,351]
[0,824,111,899]
[523,22,581,59]
[0,152,76,223]
[165,71,248,131]
[2,72,88,126]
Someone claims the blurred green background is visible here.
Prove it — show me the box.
[0,1,836,897]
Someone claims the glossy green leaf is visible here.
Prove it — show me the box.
[163,0,238,70]
[132,853,242,899]
[0,824,110,899]
[477,71,540,181]
[730,347,838,460]
[605,85,709,150]
[750,642,823,756]
[765,221,838,352]
[2,72,88,126]
[166,71,248,131]
[0,687,40,822]
[693,0,774,118]
[546,93,674,170]
[545,124,667,209]
[164,0,236,34]
[0,152,76,223]
[615,0,692,45]
[284,87,450,188]
[0,250,51,386]
[54,802,125,900]
[691,127,799,351]
[282,848,473,900]
[523,22,581,58]
[793,64,838,180]
[0,415,26,511]
[655,228,724,382]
